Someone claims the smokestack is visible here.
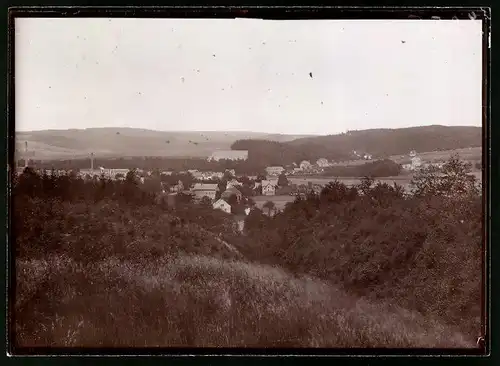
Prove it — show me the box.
[90,152,94,170]
[24,141,28,168]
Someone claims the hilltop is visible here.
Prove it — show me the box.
[15,128,312,160]
[288,125,482,156]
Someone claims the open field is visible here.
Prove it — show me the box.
[326,147,482,167]
[289,176,412,191]
[288,171,482,190]
[15,128,311,160]
[389,147,482,164]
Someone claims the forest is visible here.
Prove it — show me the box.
[231,125,482,166]
[12,155,483,349]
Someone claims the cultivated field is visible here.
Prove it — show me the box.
[389,147,482,164]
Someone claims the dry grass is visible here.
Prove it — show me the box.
[15,254,475,349]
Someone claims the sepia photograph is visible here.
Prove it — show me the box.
[9,8,489,355]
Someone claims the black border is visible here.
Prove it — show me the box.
[4,5,493,360]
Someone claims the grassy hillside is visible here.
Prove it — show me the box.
[16,254,472,348]
[15,128,311,160]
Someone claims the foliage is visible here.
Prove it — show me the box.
[277,173,289,187]
[410,154,480,198]
[263,201,276,216]
[242,155,482,339]
[13,154,482,348]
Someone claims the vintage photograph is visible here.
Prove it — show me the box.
[11,10,486,353]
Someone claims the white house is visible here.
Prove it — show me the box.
[411,156,422,169]
[213,198,231,214]
[316,158,329,168]
[191,183,218,201]
[402,156,423,171]
[261,180,276,196]
[299,160,312,170]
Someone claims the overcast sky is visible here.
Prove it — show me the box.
[15,18,483,135]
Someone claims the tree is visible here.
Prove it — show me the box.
[263,200,276,216]
[199,196,213,208]
[126,169,138,184]
[277,173,289,187]
[247,198,256,208]
[244,207,267,234]
[256,173,267,182]
[358,176,375,196]
[320,180,358,204]
[410,154,479,198]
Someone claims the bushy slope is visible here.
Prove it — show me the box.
[14,198,242,263]
[12,164,483,350]
[241,181,483,340]
[15,254,473,348]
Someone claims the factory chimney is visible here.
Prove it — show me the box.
[24,141,28,168]
[90,152,94,170]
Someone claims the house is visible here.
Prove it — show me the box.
[208,150,249,162]
[191,183,218,201]
[265,166,285,176]
[363,154,373,160]
[109,169,129,179]
[316,158,329,168]
[261,180,276,196]
[225,169,236,176]
[411,156,422,169]
[402,156,423,171]
[221,187,243,203]
[299,160,312,170]
[409,150,417,157]
[213,198,231,214]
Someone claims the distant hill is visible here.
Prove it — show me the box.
[231,125,482,166]
[15,128,312,160]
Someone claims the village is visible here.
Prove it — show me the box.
[15,144,467,223]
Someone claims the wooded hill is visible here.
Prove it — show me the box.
[231,125,482,166]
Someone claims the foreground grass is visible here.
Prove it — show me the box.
[15,254,475,349]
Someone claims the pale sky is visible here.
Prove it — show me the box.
[15,18,483,135]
